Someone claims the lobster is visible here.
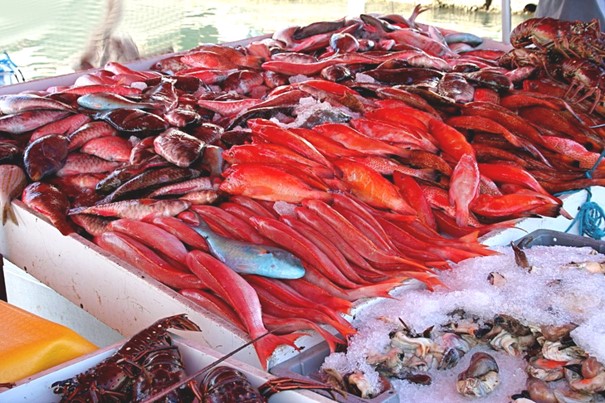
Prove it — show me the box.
[52,314,200,402]
[193,365,343,403]
[510,17,605,66]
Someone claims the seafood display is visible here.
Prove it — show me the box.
[2,7,605,370]
[319,243,605,402]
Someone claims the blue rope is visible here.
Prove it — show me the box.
[564,149,605,239]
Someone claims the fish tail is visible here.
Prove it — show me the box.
[253,332,303,370]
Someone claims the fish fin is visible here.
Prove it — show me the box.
[254,332,304,370]
[1,202,7,225]
[458,230,479,244]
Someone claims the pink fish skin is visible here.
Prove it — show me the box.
[449,153,481,227]
[149,177,217,198]
[56,153,120,177]
[80,136,132,162]
[0,94,73,114]
[96,231,203,289]
[68,121,117,151]
[30,113,91,143]
[22,182,74,235]
[0,110,72,134]
[69,198,191,220]
[108,218,189,265]
[186,250,302,369]
[148,216,209,252]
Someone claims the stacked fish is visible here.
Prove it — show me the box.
[1,8,605,368]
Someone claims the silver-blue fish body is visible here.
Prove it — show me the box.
[193,222,305,279]
[77,93,155,111]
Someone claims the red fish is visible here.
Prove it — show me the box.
[148,216,209,252]
[56,153,120,177]
[68,121,117,151]
[80,136,132,162]
[153,128,205,168]
[428,119,474,161]
[220,163,332,203]
[23,135,69,181]
[392,171,437,230]
[449,153,480,227]
[186,250,302,369]
[30,113,91,143]
[314,123,409,158]
[22,182,73,235]
[0,110,72,134]
[332,158,416,215]
[96,231,203,289]
[108,218,189,265]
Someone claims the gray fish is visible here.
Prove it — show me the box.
[193,220,306,279]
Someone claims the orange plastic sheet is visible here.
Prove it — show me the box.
[0,300,97,383]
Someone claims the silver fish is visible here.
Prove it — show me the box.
[77,93,156,111]
[193,220,305,279]
[0,165,27,224]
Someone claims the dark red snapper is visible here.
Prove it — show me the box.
[23,134,70,181]
[22,182,73,235]
[153,128,205,167]
[101,166,200,203]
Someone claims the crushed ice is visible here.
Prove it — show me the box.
[322,245,605,402]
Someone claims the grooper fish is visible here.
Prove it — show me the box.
[192,219,306,279]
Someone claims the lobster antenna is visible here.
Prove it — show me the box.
[139,330,271,403]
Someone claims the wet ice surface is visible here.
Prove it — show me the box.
[322,245,605,402]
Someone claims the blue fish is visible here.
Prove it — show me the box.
[193,221,306,279]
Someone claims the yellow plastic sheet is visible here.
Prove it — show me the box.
[0,300,98,383]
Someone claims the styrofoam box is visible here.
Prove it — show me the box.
[0,333,334,402]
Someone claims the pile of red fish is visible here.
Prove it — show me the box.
[1,8,605,368]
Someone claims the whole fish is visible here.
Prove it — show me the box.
[30,113,92,143]
[98,109,169,136]
[56,153,120,177]
[23,134,69,181]
[68,198,191,220]
[101,166,200,203]
[77,93,156,111]
[449,153,480,227]
[153,128,205,167]
[149,177,218,198]
[0,110,72,134]
[219,163,332,203]
[22,182,73,235]
[192,220,306,279]
[0,94,72,114]
[178,189,219,205]
[0,165,27,224]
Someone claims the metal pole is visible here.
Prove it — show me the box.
[501,0,512,44]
